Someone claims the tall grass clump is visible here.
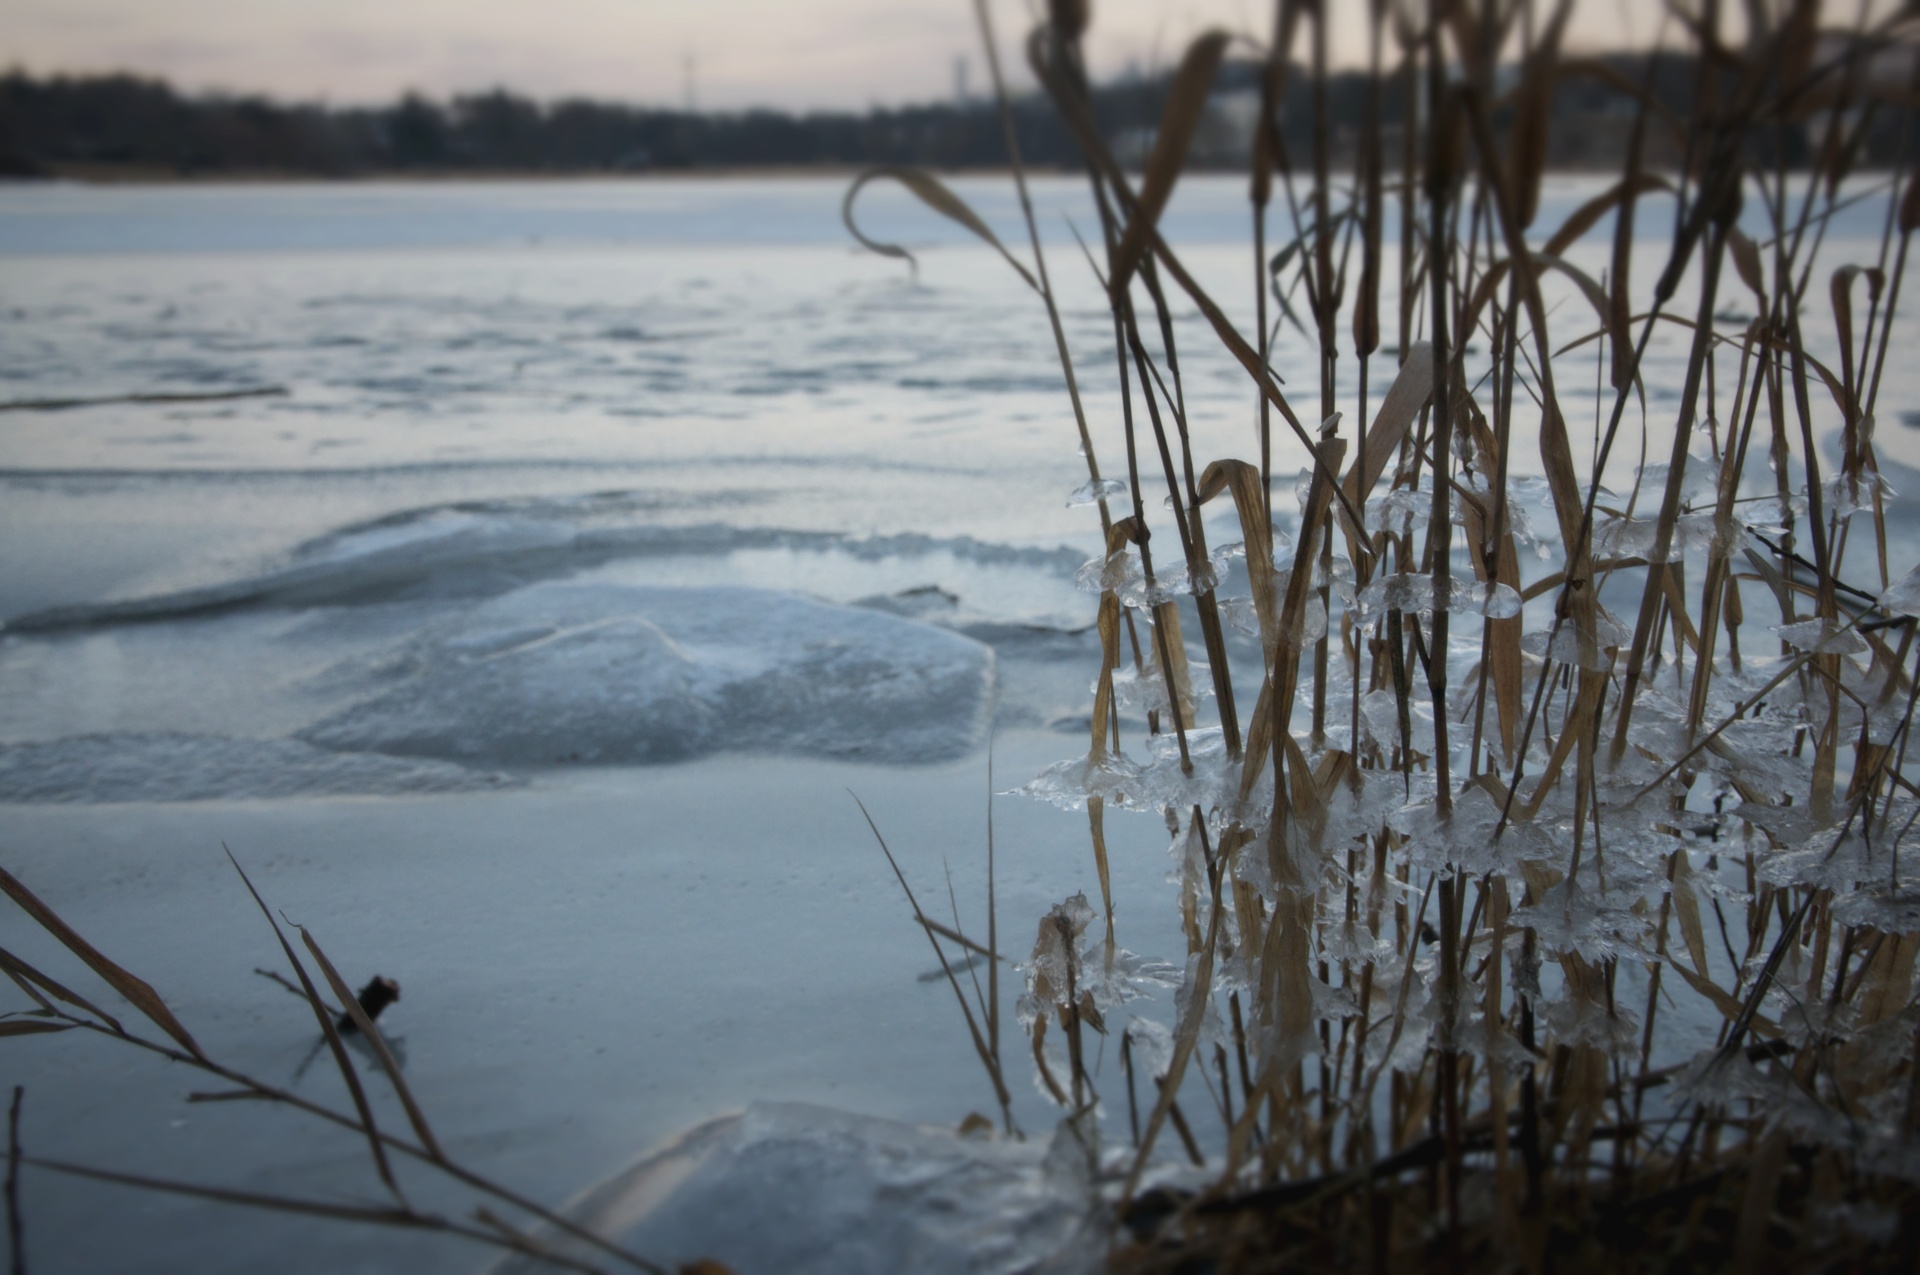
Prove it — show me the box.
[851,0,1920,1267]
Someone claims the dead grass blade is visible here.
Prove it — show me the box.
[0,944,124,1032]
[0,866,200,1058]
[1670,852,1712,981]
[1023,24,1364,530]
[1122,808,1224,1201]
[6,1086,21,1275]
[842,167,1038,291]
[850,793,1014,1127]
[1506,0,1573,230]
[221,847,405,1206]
[297,926,444,1163]
[1728,227,1767,302]
[21,1156,613,1275]
[1109,31,1230,294]
[1542,174,1673,258]
[1341,341,1434,512]
[0,1021,70,1038]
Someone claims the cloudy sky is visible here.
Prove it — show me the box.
[2,1,1682,111]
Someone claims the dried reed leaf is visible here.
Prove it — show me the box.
[1280,729,1326,833]
[1671,959,1780,1037]
[1772,0,1820,103]
[298,926,444,1162]
[1671,852,1712,980]
[1462,410,1524,758]
[1542,174,1672,258]
[842,167,1037,291]
[1341,342,1434,513]
[1198,460,1280,652]
[1277,436,1347,655]
[0,865,201,1058]
[1265,889,1316,1052]
[1087,798,1115,955]
[1608,111,1643,392]
[1253,1,1305,206]
[1091,594,1121,760]
[1832,265,1886,425]
[21,1155,622,1275]
[1022,28,1362,523]
[222,849,404,1202]
[25,1155,421,1226]
[1151,601,1198,726]
[0,1020,71,1037]
[1122,814,1225,1200]
[1728,227,1766,300]
[853,796,1012,1116]
[916,915,993,959]
[1506,0,1573,230]
[0,943,124,1033]
[1111,31,1231,293]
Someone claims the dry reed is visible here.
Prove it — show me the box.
[0,856,676,1275]
[850,0,1920,1268]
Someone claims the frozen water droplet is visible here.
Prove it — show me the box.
[1066,477,1127,507]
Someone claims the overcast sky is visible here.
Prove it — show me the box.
[0,1,1699,111]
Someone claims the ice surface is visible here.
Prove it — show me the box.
[7,506,1090,635]
[13,177,1920,1272]
[0,731,514,802]
[303,583,995,766]
[486,1103,1103,1275]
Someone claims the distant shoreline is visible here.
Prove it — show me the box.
[10,160,1845,187]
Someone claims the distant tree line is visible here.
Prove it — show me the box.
[0,71,1136,176]
[0,53,1896,179]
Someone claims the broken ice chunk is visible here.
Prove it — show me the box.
[1594,510,1747,561]
[1072,548,1220,607]
[1773,618,1867,656]
[1353,573,1521,623]
[1825,470,1893,520]
[1520,606,1632,672]
[1879,563,1920,617]
[302,583,994,766]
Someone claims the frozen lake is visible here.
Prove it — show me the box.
[4,172,1919,1272]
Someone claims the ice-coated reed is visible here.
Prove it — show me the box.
[851,0,1920,1267]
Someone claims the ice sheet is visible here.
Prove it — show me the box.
[486,1103,1105,1275]
[305,582,997,765]
[0,732,515,802]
